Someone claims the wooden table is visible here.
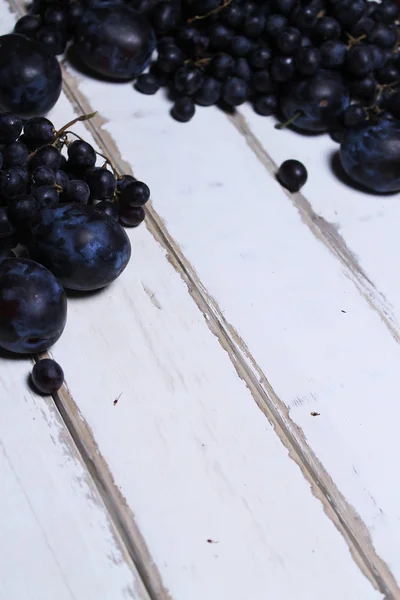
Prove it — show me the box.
[1,0,400,598]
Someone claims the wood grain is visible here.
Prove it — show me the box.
[0,354,150,600]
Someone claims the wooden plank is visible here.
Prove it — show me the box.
[0,355,150,600]
[1,1,396,596]
[50,60,400,592]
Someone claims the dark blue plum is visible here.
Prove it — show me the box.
[25,203,131,290]
[73,4,156,80]
[0,258,67,354]
[280,70,349,132]
[340,117,400,193]
[0,34,62,117]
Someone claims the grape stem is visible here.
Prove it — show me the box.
[53,111,97,142]
[275,111,302,130]
[62,130,121,177]
[188,0,233,24]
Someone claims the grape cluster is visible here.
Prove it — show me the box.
[0,111,150,360]
[17,0,400,130]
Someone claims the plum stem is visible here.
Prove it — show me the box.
[275,111,302,130]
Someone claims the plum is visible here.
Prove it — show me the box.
[73,4,156,80]
[0,34,62,117]
[0,258,67,354]
[25,203,131,290]
[279,69,349,132]
[340,117,400,193]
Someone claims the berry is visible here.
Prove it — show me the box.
[156,44,184,73]
[174,65,204,95]
[14,14,41,37]
[33,166,56,186]
[253,94,277,116]
[2,141,29,168]
[0,113,23,145]
[271,56,295,82]
[65,180,91,203]
[87,167,116,199]
[294,46,321,76]
[276,27,302,55]
[32,184,59,208]
[195,76,222,105]
[67,140,97,169]
[31,359,64,395]
[248,46,272,69]
[24,117,55,146]
[222,77,249,105]
[277,159,308,192]
[135,73,161,95]
[120,181,150,208]
[94,200,119,220]
[30,145,62,171]
[171,96,195,121]
[210,53,234,80]
[119,206,145,227]
[0,258,67,354]
[116,174,136,192]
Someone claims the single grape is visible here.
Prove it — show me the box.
[29,145,62,171]
[195,77,222,106]
[0,207,14,239]
[94,200,119,220]
[117,174,136,192]
[68,140,97,169]
[0,113,23,145]
[31,359,64,395]
[119,205,145,227]
[342,104,366,128]
[253,94,277,116]
[14,14,41,37]
[7,195,38,225]
[135,73,161,95]
[174,65,204,95]
[24,116,55,146]
[33,166,56,186]
[277,159,308,192]
[171,97,195,122]
[2,141,29,168]
[120,180,150,208]
[156,44,184,73]
[36,26,67,55]
[0,168,27,200]
[87,167,116,199]
[65,180,91,203]
[55,169,70,190]
[222,77,249,106]
[32,184,59,208]
[210,53,235,80]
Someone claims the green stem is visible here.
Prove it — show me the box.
[275,111,302,130]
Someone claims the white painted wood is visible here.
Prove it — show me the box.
[53,61,400,588]
[0,355,149,600]
[1,83,381,599]
[0,1,396,597]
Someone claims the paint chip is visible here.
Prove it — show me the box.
[114,392,123,406]
[207,539,219,544]
[311,412,320,417]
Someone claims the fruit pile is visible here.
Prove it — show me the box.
[0,111,150,387]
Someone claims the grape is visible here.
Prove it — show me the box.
[0,207,14,239]
[31,359,64,394]
[30,145,62,171]
[24,116,55,147]
[86,167,116,200]
[14,14,41,37]
[0,113,23,145]
[253,94,277,116]
[135,73,161,95]
[65,180,90,203]
[156,43,184,73]
[33,166,56,186]
[36,26,67,55]
[2,141,29,168]
[0,168,27,200]
[210,53,235,80]
[25,203,132,290]
[280,70,349,132]
[120,181,150,208]
[171,96,195,122]
[32,184,59,208]
[0,258,67,354]
[222,77,249,106]
[8,194,39,226]
[174,65,204,95]
[116,174,136,192]
[67,140,97,169]
[73,5,156,79]
[195,77,221,106]
[55,169,70,190]
[94,200,119,220]
[277,159,308,192]
[119,206,145,227]
[0,34,61,117]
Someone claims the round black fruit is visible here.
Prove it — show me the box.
[277,159,308,192]
[73,4,156,80]
[25,203,131,291]
[0,34,62,117]
[0,258,67,354]
[31,358,64,394]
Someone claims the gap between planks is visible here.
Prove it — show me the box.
[5,0,399,596]
[55,77,400,599]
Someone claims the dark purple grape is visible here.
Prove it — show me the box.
[55,169,70,190]
[210,53,235,80]
[0,258,67,353]
[294,46,321,76]
[36,26,67,55]
[44,5,68,30]
[271,55,294,82]
[135,72,161,95]
[248,46,271,69]
[195,76,222,105]
[24,116,55,146]
[0,113,23,145]
[33,166,56,186]
[342,104,366,128]
[67,140,97,170]
[277,159,307,192]
[0,207,14,239]
[116,174,136,192]
[171,97,196,122]
[32,184,59,208]
[94,200,119,220]
[2,142,29,168]
[174,65,204,95]
[276,27,302,55]
[87,167,116,200]
[7,195,39,225]
[29,145,62,171]
[222,77,249,105]
[14,14,41,36]
[253,94,277,116]
[65,180,91,203]
[0,168,27,200]
[120,180,150,208]
[31,358,64,395]
[156,43,184,73]
[119,205,145,227]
